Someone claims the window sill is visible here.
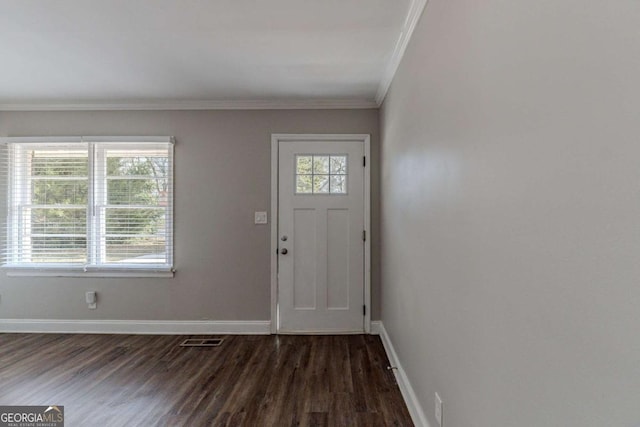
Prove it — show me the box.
[2,265,175,278]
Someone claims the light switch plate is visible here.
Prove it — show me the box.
[254,211,268,224]
[86,291,97,310]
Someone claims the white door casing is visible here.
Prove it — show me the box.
[271,134,371,334]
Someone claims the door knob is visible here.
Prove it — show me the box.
[280,248,288,255]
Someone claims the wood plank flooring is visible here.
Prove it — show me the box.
[0,334,413,426]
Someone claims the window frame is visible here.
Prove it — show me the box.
[1,136,174,278]
[294,153,349,195]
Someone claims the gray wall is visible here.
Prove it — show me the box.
[380,0,640,426]
[0,109,380,321]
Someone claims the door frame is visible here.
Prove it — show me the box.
[270,134,371,334]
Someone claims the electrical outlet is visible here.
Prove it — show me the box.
[435,392,443,426]
[86,291,97,310]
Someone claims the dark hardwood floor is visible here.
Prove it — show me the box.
[0,334,413,426]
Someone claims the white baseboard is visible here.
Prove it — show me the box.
[0,319,271,335]
[377,322,430,427]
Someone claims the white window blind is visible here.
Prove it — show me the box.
[0,137,174,276]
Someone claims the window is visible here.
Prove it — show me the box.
[295,154,348,194]
[0,137,174,277]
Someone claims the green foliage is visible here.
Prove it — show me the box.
[106,156,167,245]
[31,158,89,259]
[30,153,168,258]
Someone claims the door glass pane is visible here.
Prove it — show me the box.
[330,175,347,194]
[296,175,313,194]
[295,154,348,195]
[296,156,313,174]
[330,156,347,175]
[313,175,330,193]
[313,156,330,174]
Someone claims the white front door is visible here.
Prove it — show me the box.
[277,137,366,333]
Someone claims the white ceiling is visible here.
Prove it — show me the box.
[0,0,419,109]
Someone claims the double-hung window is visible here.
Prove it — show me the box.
[0,137,174,277]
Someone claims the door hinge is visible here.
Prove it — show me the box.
[362,230,366,242]
[363,305,366,316]
[363,156,366,167]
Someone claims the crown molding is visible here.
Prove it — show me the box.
[0,98,378,112]
[375,0,429,106]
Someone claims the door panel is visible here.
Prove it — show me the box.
[278,140,364,333]
[293,208,317,309]
[327,209,349,309]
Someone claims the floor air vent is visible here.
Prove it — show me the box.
[180,338,224,347]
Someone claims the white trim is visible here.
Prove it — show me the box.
[375,0,429,105]
[277,329,365,335]
[378,322,431,427]
[270,137,280,334]
[0,319,271,335]
[3,268,174,278]
[363,136,371,333]
[83,136,174,144]
[0,136,173,144]
[0,99,378,112]
[0,136,83,143]
[271,134,372,142]
[270,134,371,335]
